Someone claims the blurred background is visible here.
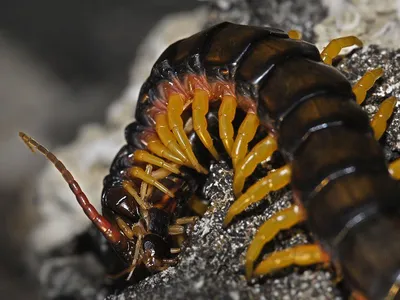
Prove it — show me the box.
[0,1,199,298]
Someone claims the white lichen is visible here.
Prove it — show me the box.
[316,0,400,50]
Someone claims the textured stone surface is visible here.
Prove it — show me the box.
[207,0,327,42]
[107,163,342,300]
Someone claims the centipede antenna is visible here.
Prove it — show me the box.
[19,132,121,244]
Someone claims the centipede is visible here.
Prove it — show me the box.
[20,22,400,299]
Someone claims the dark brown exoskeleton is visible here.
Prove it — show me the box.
[21,22,400,299]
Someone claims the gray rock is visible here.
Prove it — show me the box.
[40,254,108,300]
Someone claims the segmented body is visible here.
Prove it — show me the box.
[21,22,400,299]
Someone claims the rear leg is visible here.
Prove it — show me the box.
[320,36,363,65]
[223,165,291,227]
[233,135,278,196]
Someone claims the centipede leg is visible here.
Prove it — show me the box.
[218,95,237,154]
[155,113,191,166]
[168,225,185,235]
[187,195,208,215]
[223,165,292,227]
[231,112,260,168]
[170,248,181,254]
[233,135,278,196]
[253,244,330,277]
[370,96,397,140]
[389,158,400,180]
[193,89,220,160]
[175,216,198,225]
[19,132,123,245]
[288,29,302,40]
[320,36,363,65]
[353,68,384,105]
[140,164,153,201]
[168,216,198,235]
[245,205,306,279]
[116,217,135,240]
[122,180,151,210]
[167,94,208,174]
[127,166,174,197]
[145,133,186,166]
[134,150,180,174]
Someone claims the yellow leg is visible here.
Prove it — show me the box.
[170,248,181,254]
[245,205,305,279]
[122,180,150,210]
[193,89,220,160]
[231,112,260,168]
[151,168,172,180]
[155,113,191,166]
[175,216,198,225]
[140,164,153,201]
[218,95,237,154]
[168,225,185,235]
[233,135,278,196]
[320,36,363,65]
[288,30,302,40]
[134,150,180,174]
[168,94,208,174]
[128,166,174,197]
[187,195,208,215]
[389,158,400,180]
[253,244,330,277]
[353,68,384,105]
[223,165,291,227]
[116,216,135,239]
[145,133,186,166]
[371,96,397,140]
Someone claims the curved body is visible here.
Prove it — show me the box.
[27,22,398,298]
